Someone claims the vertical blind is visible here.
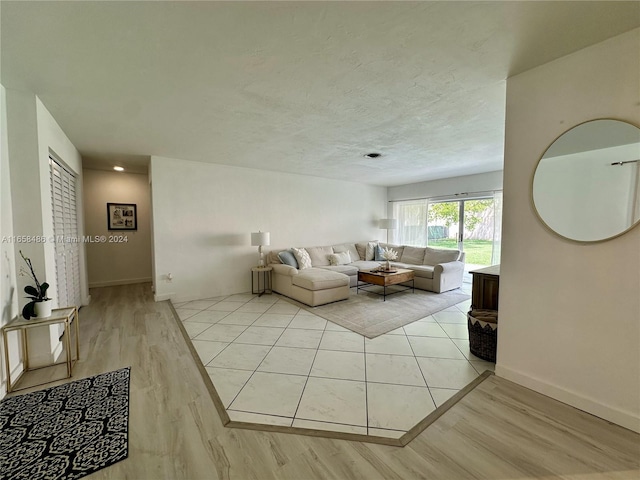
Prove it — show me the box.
[50,157,81,308]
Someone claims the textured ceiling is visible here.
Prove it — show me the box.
[2,1,639,186]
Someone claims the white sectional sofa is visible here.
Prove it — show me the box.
[267,241,465,307]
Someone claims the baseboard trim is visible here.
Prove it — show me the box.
[496,364,640,433]
[89,278,152,288]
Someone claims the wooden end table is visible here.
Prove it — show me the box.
[357,268,415,301]
[1,306,79,393]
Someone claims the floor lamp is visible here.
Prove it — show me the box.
[379,218,397,243]
[251,231,270,267]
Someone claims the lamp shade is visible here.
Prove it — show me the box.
[251,231,270,246]
[379,218,398,229]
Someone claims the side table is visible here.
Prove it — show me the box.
[2,306,79,393]
[251,266,272,297]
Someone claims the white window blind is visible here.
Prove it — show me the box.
[50,157,81,308]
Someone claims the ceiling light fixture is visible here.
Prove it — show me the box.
[113,166,124,172]
[364,153,382,159]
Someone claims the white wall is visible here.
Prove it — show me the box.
[0,85,19,398]
[151,156,387,302]
[387,171,503,202]
[4,88,88,368]
[83,169,152,287]
[498,28,640,432]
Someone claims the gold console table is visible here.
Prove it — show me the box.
[2,306,79,393]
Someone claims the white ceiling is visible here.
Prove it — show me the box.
[2,1,639,186]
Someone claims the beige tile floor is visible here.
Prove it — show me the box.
[173,284,495,439]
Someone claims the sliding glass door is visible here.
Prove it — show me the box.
[393,191,502,270]
[427,198,497,270]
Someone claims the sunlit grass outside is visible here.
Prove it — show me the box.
[428,239,494,265]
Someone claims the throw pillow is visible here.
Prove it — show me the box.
[365,241,378,261]
[328,251,351,266]
[374,245,384,261]
[278,250,299,268]
[291,247,313,269]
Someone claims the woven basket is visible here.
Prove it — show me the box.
[467,309,498,362]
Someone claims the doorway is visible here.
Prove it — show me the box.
[427,197,498,273]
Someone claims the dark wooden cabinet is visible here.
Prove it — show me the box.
[470,265,500,311]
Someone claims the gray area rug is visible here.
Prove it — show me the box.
[0,367,130,480]
[281,287,470,338]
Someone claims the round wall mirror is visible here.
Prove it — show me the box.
[532,119,640,242]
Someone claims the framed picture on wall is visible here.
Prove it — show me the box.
[107,203,137,230]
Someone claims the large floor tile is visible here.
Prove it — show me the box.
[184,310,230,324]
[324,322,352,332]
[207,301,242,312]
[174,308,199,321]
[433,309,467,324]
[403,321,448,337]
[217,312,262,326]
[368,428,405,439]
[208,343,272,370]
[417,357,479,389]
[440,323,469,339]
[367,383,435,431]
[408,336,466,359]
[206,367,253,407]
[288,313,327,330]
[181,300,219,310]
[265,302,301,315]
[365,334,413,356]
[183,322,211,339]
[470,360,495,374]
[191,340,229,365]
[257,346,317,375]
[227,410,292,426]
[318,331,365,353]
[234,326,285,346]
[310,350,365,381]
[253,313,295,328]
[429,387,458,407]
[236,302,272,314]
[296,377,367,427]
[275,329,323,349]
[292,419,367,435]
[194,324,248,342]
[365,353,426,387]
[229,371,307,417]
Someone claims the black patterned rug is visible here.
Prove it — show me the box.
[0,367,130,480]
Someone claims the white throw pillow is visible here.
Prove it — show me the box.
[365,241,378,261]
[291,247,313,269]
[328,251,351,266]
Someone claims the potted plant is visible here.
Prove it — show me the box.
[19,250,52,319]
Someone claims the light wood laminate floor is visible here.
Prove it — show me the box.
[8,283,639,479]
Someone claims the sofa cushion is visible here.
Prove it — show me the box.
[328,251,351,265]
[401,246,426,265]
[278,250,298,268]
[319,265,358,276]
[332,243,360,263]
[350,260,383,271]
[423,247,460,265]
[291,247,313,269]
[306,246,333,267]
[292,269,350,291]
[374,244,385,261]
